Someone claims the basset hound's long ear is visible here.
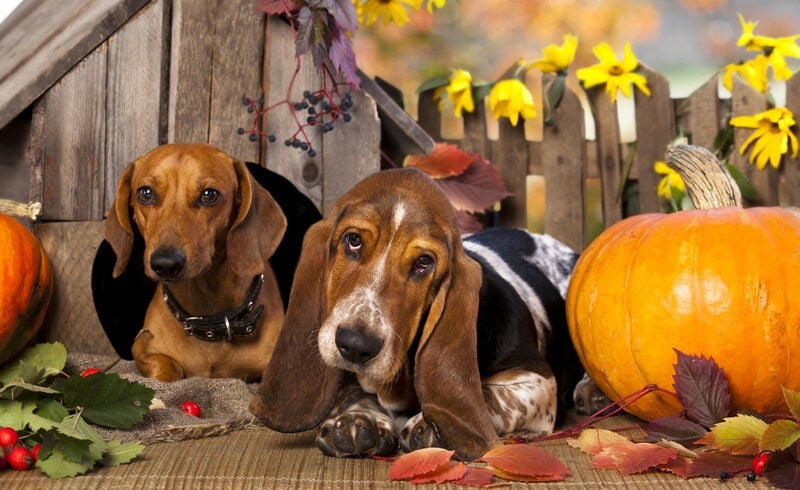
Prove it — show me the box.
[249,218,344,432]
[227,161,288,277]
[105,163,136,278]
[414,245,501,461]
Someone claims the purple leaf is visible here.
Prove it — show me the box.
[672,350,731,428]
[765,448,800,489]
[328,21,360,87]
[314,0,358,32]
[644,416,708,446]
[434,161,513,214]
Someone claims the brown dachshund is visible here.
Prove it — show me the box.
[250,168,584,460]
[105,143,288,382]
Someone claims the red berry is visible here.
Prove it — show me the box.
[31,443,42,462]
[7,446,34,471]
[0,427,18,452]
[80,367,102,377]
[752,451,770,476]
[181,401,201,418]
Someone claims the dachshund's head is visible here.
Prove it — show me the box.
[105,143,286,282]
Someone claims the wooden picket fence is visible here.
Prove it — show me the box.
[414,68,800,252]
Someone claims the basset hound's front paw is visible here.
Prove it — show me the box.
[316,412,397,457]
[399,413,442,453]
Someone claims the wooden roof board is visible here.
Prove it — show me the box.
[0,0,148,129]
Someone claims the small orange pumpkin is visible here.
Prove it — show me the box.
[566,145,800,420]
[0,212,54,365]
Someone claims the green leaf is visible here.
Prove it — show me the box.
[56,414,110,461]
[0,342,67,385]
[37,447,96,479]
[103,440,145,467]
[696,414,768,455]
[760,419,800,452]
[52,373,154,429]
[782,386,800,421]
[22,400,59,432]
[0,399,26,429]
[417,74,451,94]
[1,380,60,399]
[724,163,758,201]
[37,398,70,423]
[55,434,95,463]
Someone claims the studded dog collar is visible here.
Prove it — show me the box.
[162,274,265,341]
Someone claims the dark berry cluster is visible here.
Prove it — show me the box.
[237,87,355,158]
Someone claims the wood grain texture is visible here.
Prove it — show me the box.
[35,221,116,357]
[783,73,800,206]
[105,0,169,213]
[633,64,675,213]
[41,45,108,221]
[587,86,623,226]
[680,75,723,149]
[491,119,528,228]
[541,80,586,252]
[0,0,148,129]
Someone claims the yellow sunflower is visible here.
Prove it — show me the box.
[576,42,651,103]
[434,69,474,117]
[730,107,799,169]
[736,13,800,81]
[722,55,769,93]
[654,161,685,200]
[357,0,423,27]
[527,34,578,74]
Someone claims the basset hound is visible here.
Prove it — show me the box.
[250,167,584,460]
[103,143,320,382]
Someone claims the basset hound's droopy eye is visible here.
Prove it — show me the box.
[344,232,362,258]
[412,254,435,277]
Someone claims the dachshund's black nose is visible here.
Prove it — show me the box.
[150,247,186,279]
[335,327,384,364]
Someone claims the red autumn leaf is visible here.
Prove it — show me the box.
[255,0,299,15]
[568,428,631,456]
[435,162,512,213]
[597,441,679,476]
[675,450,752,478]
[478,443,570,481]
[388,447,456,481]
[452,467,496,487]
[765,449,800,489]
[404,143,475,179]
[409,461,468,484]
[672,350,731,427]
[644,416,709,446]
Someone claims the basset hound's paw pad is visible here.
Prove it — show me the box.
[399,413,442,453]
[316,412,397,458]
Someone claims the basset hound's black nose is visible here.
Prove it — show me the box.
[335,327,384,364]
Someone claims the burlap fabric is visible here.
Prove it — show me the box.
[0,353,773,489]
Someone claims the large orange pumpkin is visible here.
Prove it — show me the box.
[0,213,54,365]
[566,145,800,420]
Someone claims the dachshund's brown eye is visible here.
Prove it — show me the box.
[136,186,156,205]
[344,233,362,256]
[199,188,220,206]
[413,255,434,276]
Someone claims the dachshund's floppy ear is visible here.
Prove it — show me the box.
[105,164,136,278]
[414,246,501,461]
[250,218,344,432]
[228,161,288,277]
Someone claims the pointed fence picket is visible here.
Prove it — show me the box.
[415,70,800,252]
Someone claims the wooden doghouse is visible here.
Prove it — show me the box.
[0,0,432,356]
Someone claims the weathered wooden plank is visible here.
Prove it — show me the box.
[782,72,800,205]
[587,86,624,226]
[416,88,443,142]
[541,80,586,251]
[0,0,148,130]
[168,0,214,143]
[0,121,32,204]
[41,45,108,221]
[682,75,724,149]
[35,221,116,357]
[729,77,775,205]
[321,90,381,214]
[262,15,323,209]
[461,100,489,159]
[208,0,265,163]
[634,64,675,213]
[491,120,528,228]
[105,0,169,213]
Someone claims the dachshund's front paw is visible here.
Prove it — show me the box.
[316,412,397,457]
[399,413,442,453]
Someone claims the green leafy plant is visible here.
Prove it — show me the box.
[0,342,154,479]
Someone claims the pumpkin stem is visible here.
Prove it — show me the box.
[664,143,743,209]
